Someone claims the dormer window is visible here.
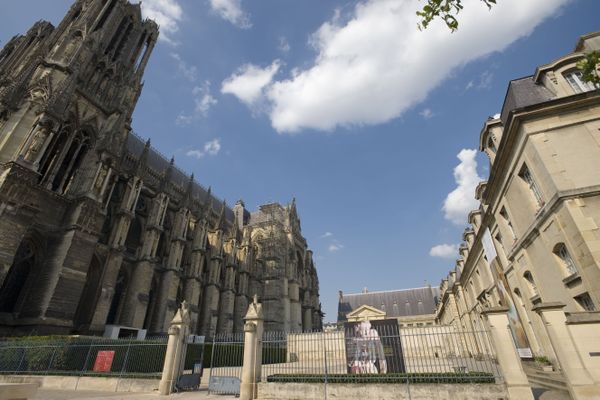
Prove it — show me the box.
[564,70,596,94]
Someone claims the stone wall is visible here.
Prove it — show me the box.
[257,382,508,400]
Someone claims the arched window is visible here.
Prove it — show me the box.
[105,17,130,56]
[523,271,538,297]
[519,164,544,207]
[94,0,117,32]
[553,243,578,276]
[0,239,36,313]
[50,131,91,194]
[564,70,596,94]
[124,216,142,255]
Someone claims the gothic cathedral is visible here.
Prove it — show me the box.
[0,0,322,337]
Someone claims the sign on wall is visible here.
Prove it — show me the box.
[93,350,115,372]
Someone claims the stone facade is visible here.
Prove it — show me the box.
[436,30,600,363]
[0,0,322,337]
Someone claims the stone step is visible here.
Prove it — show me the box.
[524,370,567,384]
[527,375,569,392]
[535,388,572,400]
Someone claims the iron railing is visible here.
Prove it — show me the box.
[207,332,245,395]
[0,336,168,379]
[261,324,502,384]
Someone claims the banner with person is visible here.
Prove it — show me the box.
[344,319,405,374]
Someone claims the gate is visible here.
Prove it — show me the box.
[207,332,244,395]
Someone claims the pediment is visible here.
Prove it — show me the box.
[346,304,386,320]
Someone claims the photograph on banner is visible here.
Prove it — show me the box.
[482,228,533,359]
[344,319,405,374]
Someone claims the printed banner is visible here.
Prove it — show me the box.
[344,319,405,374]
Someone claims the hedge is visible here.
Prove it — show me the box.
[266,372,496,384]
[0,336,167,377]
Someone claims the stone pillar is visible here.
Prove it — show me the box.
[119,195,166,327]
[239,296,264,400]
[159,301,190,395]
[150,269,176,333]
[234,272,249,333]
[289,281,301,332]
[217,264,236,333]
[303,307,313,332]
[481,307,534,400]
[533,303,599,400]
[282,279,290,333]
[199,257,222,338]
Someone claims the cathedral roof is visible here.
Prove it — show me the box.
[337,286,440,323]
[127,133,235,221]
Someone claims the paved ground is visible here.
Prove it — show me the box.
[33,389,237,400]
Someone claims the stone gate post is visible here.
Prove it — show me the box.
[533,303,600,400]
[240,295,264,400]
[481,307,534,400]
[159,301,190,395]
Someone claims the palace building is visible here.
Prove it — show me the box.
[0,0,322,337]
[436,30,600,364]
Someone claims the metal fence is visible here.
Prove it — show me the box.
[261,324,502,384]
[0,336,168,379]
[207,332,245,395]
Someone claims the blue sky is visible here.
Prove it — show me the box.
[1,0,599,322]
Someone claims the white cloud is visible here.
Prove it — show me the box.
[466,70,494,91]
[221,61,281,107]
[443,149,483,225]
[222,0,567,133]
[278,36,291,53]
[321,232,333,238]
[209,0,252,29]
[429,244,459,259]
[176,81,217,125]
[140,0,183,44]
[171,53,198,82]
[186,139,222,159]
[328,243,344,252]
[419,108,434,119]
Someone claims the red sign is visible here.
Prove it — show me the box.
[93,350,115,372]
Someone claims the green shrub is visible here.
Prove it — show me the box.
[266,372,496,384]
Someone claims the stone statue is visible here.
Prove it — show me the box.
[23,125,50,162]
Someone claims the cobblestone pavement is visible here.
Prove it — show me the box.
[33,389,237,400]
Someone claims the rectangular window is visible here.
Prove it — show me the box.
[564,71,596,94]
[519,164,544,207]
[574,293,596,312]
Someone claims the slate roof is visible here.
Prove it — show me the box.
[126,133,235,221]
[337,287,440,323]
[500,76,554,126]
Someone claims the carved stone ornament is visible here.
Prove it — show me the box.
[23,124,50,162]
